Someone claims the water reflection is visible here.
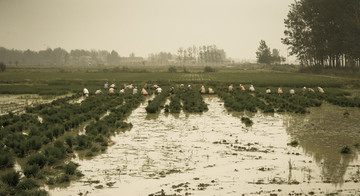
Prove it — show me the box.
[284,103,360,184]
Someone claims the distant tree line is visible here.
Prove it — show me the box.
[0,45,229,67]
[136,45,229,65]
[148,52,174,64]
[177,45,228,64]
[282,0,360,70]
[0,47,143,66]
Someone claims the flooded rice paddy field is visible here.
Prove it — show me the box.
[46,96,360,196]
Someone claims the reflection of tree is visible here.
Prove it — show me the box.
[284,104,360,185]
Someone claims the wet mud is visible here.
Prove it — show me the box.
[47,96,360,196]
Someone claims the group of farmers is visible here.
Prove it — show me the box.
[83,82,164,97]
[83,82,325,97]
[224,84,325,95]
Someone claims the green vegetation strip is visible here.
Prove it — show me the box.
[146,88,170,113]
[0,93,144,195]
[180,87,208,113]
[168,93,181,113]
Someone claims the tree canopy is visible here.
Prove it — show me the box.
[256,40,272,64]
[282,0,360,69]
[256,40,285,64]
[0,47,144,66]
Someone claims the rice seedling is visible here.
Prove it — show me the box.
[15,178,39,191]
[145,90,169,113]
[23,164,40,178]
[1,171,20,187]
[341,146,351,154]
[169,94,181,113]
[180,88,208,113]
[241,117,253,126]
[288,140,299,147]
[64,161,80,175]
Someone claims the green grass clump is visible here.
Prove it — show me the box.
[181,88,208,113]
[169,94,182,113]
[64,161,79,175]
[23,164,40,178]
[27,153,47,169]
[16,178,39,191]
[288,140,299,147]
[1,171,20,187]
[341,146,351,154]
[164,105,170,113]
[146,91,169,113]
[0,150,14,169]
[241,117,253,126]
[44,141,67,166]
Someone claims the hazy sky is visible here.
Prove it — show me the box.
[0,0,295,60]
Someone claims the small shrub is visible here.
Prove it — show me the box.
[75,135,92,150]
[241,117,253,126]
[288,140,299,147]
[85,151,94,157]
[26,136,43,151]
[48,157,59,166]
[23,164,40,178]
[55,174,70,183]
[1,171,20,187]
[0,185,9,196]
[0,151,14,169]
[115,122,131,129]
[91,145,100,153]
[46,177,55,185]
[65,136,73,148]
[16,178,39,190]
[64,161,79,175]
[27,153,47,169]
[44,145,65,165]
[164,105,169,113]
[341,146,351,154]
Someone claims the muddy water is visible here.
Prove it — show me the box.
[49,96,360,196]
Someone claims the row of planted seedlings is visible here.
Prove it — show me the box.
[179,84,208,113]
[144,83,209,114]
[216,84,360,126]
[216,87,266,126]
[256,87,360,111]
[0,91,142,195]
[80,93,145,157]
[318,89,360,107]
[145,86,170,113]
[167,93,182,113]
[255,88,321,114]
[165,84,209,114]
[216,85,311,125]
